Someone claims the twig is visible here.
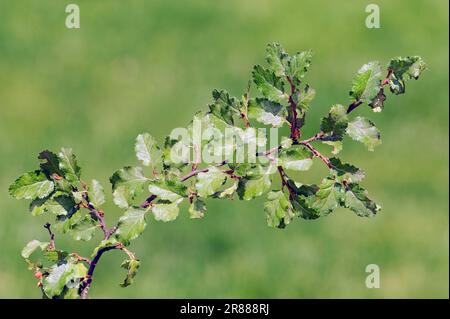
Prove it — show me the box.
[44,223,55,251]
[300,141,332,168]
[287,77,301,141]
[180,160,228,182]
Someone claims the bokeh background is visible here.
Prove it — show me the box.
[0,0,448,298]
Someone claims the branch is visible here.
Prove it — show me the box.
[277,166,297,200]
[44,223,55,251]
[347,68,393,114]
[79,244,119,299]
[287,77,301,141]
[300,141,332,168]
[180,160,228,182]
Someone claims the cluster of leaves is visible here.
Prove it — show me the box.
[9,43,425,298]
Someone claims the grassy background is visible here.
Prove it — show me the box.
[0,0,448,298]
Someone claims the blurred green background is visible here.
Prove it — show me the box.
[0,0,448,298]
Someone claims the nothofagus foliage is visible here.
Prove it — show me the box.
[9,43,425,298]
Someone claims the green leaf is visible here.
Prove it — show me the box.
[151,201,181,222]
[303,178,344,216]
[38,150,62,177]
[265,191,296,228]
[9,171,54,200]
[135,133,161,168]
[120,259,140,287]
[388,56,426,94]
[237,174,271,200]
[115,207,148,244]
[21,240,49,259]
[148,181,184,202]
[265,43,312,85]
[209,89,240,125]
[43,250,69,263]
[329,158,365,183]
[343,183,381,217]
[297,85,316,109]
[346,116,381,151]
[252,65,289,105]
[70,215,98,241]
[58,148,81,184]
[43,262,87,298]
[189,197,207,219]
[90,179,105,207]
[350,61,383,103]
[195,167,227,198]
[320,104,348,139]
[285,50,313,84]
[279,146,314,171]
[248,98,286,127]
[31,194,76,217]
[110,167,149,208]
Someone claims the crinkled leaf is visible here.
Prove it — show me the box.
[151,201,181,222]
[189,197,207,219]
[9,171,54,200]
[320,104,348,139]
[38,150,62,177]
[120,259,140,287]
[58,148,81,184]
[135,133,161,167]
[21,240,49,259]
[195,167,227,198]
[350,61,383,102]
[43,262,87,298]
[297,85,316,109]
[303,178,344,216]
[329,158,365,183]
[252,65,289,105]
[346,116,381,151]
[279,146,313,171]
[237,174,271,200]
[70,215,98,241]
[265,191,296,228]
[343,183,381,217]
[115,207,148,245]
[110,167,149,208]
[248,98,286,127]
[209,89,240,125]
[388,56,426,94]
[90,179,105,207]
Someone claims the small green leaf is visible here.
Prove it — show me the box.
[209,89,240,125]
[237,174,271,200]
[58,148,81,184]
[297,85,316,109]
[90,179,105,207]
[38,150,62,177]
[151,201,181,222]
[346,116,381,151]
[120,259,140,287]
[320,104,348,139]
[279,146,314,171]
[388,56,426,94]
[110,167,149,208]
[148,182,183,202]
[252,65,289,105]
[43,262,87,298]
[70,215,98,241]
[195,167,227,198]
[329,158,365,183]
[303,178,344,216]
[135,133,161,167]
[9,171,54,200]
[350,61,383,103]
[248,98,286,127]
[265,191,296,228]
[343,183,381,217]
[21,240,49,259]
[92,238,119,257]
[322,140,343,155]
[285,50,313,84]
[115,207,148,245]
[189,197,207,219]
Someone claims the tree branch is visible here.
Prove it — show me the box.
[287,77,301,141]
